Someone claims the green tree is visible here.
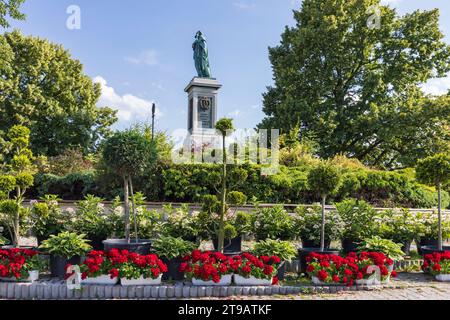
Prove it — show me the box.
[259,0,450,168]
[0,125,35,246]
[215,118,235,253]
[307,161,341,251]
[0,0,25,28]
[416,154,450,251]
[102,128,156,242]
[0,30,117,156]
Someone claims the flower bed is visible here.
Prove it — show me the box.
[0,249,42,282]
[422,251,450,281]
[306,252,397,286]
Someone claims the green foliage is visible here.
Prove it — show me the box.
[252,239,297,262]
[416,154,450,187]
[39,231,92,259]
[336,199,379,241]
[251,205,294,241]
[152,236,197,260]
[0,175,16,194]
[378,209,417,243]
[215,118,234,136]
[31,195,66,241]
[102,128,156,178]
[0,0,25,28]
[0,31,117,156]
[48,149,94,176]
[307,162,341,198]
[33,172,97,200]
[415,211,450,240]
[227,191,247,206]
[160,204,199,241]
[357,236,405,261]
[259,0,450,168]
[294,205,343,244]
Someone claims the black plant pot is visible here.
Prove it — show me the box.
[420,245,450,256]
[301,239,331,250]
[212,236,242,253]
[341,239,361,254]
[50,255,81,278]
[298,247,340,274]
[277,261,286,281]
[103,239,153,255]
[417,239,439,255]
[161,257,184,281]
[88,236,107,251]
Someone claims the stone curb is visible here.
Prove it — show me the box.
[0,281,399,300]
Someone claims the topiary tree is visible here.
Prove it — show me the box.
[307,161,341,251]
[416,154,450,251]
[0,125,36,246]
[215,118,234,253]
[102,128,156,243]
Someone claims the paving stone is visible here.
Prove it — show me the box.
[235,287,243,296]
[249,287,257,296]
[166,286,175,298]
[190,286,198,298]
[44,285,52,299]
[51,285,59,299]
[228,287,236,296]
[59,285,67,299]
[120,286,128,299]
[183,286,190,298]
[21,284,30,299]
[151,286,159,298]
[112,286,121,299]
[143,286,151,298]
[127,286,136,299]
[257,287,265,296]
[36,284,44,299]
[14,284,22,299]
[175,286,183,298]
[242,287,250,296]
[212,287,221,297]
[135,286,144,299]
[271,286,280,295]
[197,286,206,297]
[220,287,227,297]
[158,286,167,298]
[29,284,38,299]
[264,287,272,295]
[206,287,213,296]
[104,286,113,299]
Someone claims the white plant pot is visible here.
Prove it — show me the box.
[0,270,39,283]
[435,274,450,282]
[234,274,272,286]
[192,274,232,286]
[81,275,119,285]
[121,275,162,286]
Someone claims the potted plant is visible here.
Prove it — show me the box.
[152,236,196,281]
[251,205,294,241]
[69,195,114,250]
[305,253,356,286]
[251,239,296,280]
[0,248,43,282]
[30,195,66,245]
[336,199,379,254]
[76,250,120,285]
[415,212,450,256]
[416,154,450,254]
[39,231,92,278]
[379,209,417,255]
[179,250,233,286]
[161,204,199,243]
[101,128,157,254]
[232,252,281,286]
[422,251,450,282]
[352,252,396,285]
[357,236,404,271]
[115,250,167,286]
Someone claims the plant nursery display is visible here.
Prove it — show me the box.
[0,248,43,282]
[422,251,450,282]
[39,231,92,278]
[179,250,234,286]
[76,250,120,285]
[232,252,281,286]
[251,205,294,241]
[357,236,405,262]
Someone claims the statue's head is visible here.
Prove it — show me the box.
[196,31,203,39]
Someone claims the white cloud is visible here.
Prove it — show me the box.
[422,74,450,95]
[380,0,402,6]
[124,49,159,66]
[233,1,256,10]
[93,76,163,124]
[228,109,242,117]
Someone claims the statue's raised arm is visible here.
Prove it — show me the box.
[193,31,212,78]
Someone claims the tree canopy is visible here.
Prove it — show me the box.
[0,0,25,28]
[258,0,450,168]
[0,30,117,156]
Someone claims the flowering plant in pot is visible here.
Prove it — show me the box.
[0,248,43,282]
[422,251,450,282]
[305,253,357,286]
[161,204,200,243]
[231,252,281,286]
[30,195,66,245]
[251,205,294,241]
[378,209,417,255]
[179,250,233,286]
[73,250,120,285]
[414,212,450,255]
[115,250,167,286]
[152,236,196,281]
[351,252,396,285]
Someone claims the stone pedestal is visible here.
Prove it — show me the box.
[184,77,222,149]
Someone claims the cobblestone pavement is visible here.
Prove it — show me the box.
[196,273,450,300]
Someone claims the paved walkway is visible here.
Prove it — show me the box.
[198,273,450,300]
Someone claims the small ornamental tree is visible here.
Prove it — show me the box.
[416,154,450,251]
[307,161,341,252]
[0,125,36,246]
[102,128,156,243]
[215,118,234,253]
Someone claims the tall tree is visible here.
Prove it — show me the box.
[0,0,25,28]
[259,0,450,168]
[0,30,117,156]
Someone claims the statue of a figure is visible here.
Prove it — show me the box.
[193,31,212,78]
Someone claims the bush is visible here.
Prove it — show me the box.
[251,239,297,262]
[336,199,379,242]
[251,205,294,241]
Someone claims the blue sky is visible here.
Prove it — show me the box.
[6,0,450,134]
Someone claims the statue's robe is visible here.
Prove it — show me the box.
[193,37,211,78]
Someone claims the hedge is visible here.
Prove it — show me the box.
[27,164,449,209]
